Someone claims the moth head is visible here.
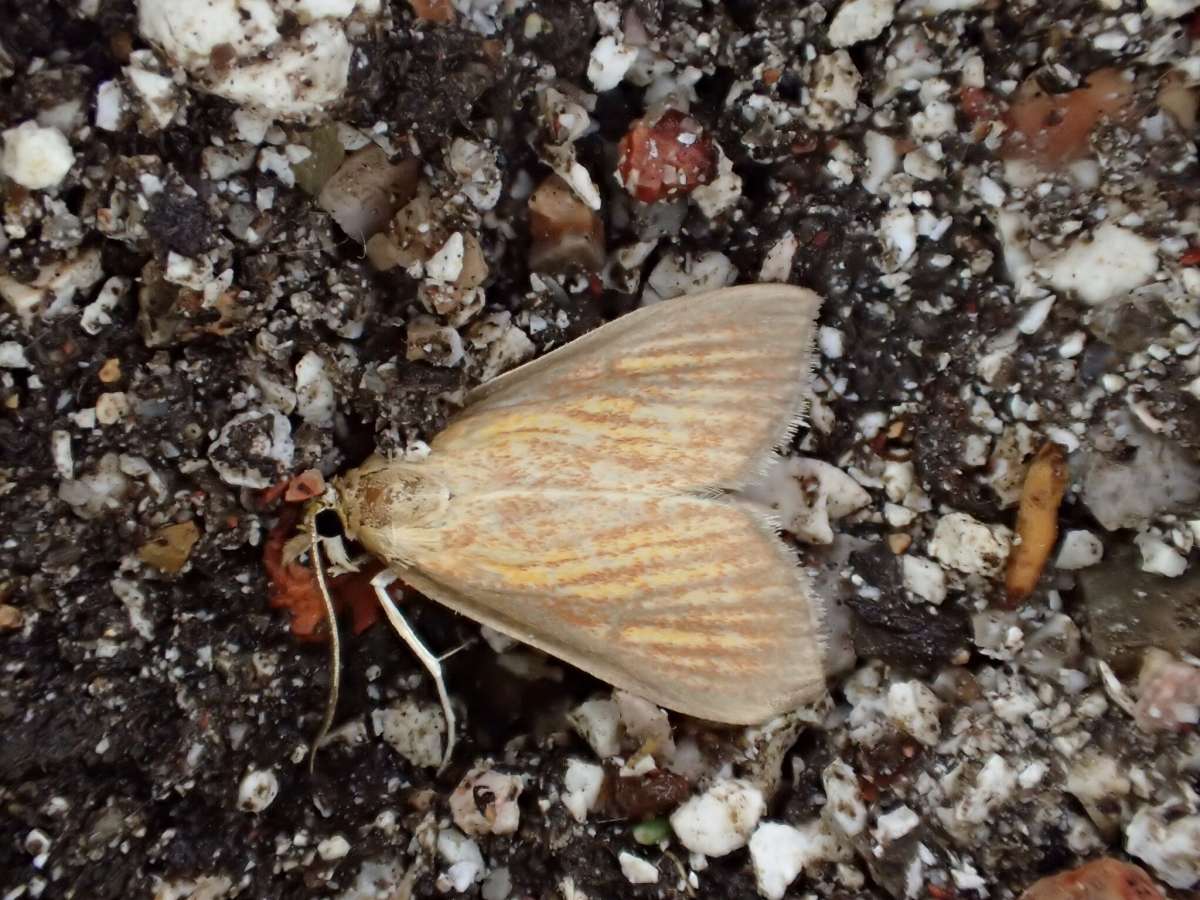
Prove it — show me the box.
[331,455,451,549]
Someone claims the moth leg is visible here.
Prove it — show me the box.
[437,637,477,663]
[371,569,457,774]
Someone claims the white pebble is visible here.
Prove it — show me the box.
[95,80,125,131]
[929,512,1011,578]
[978,176,1006,207]
[1037,223,1160,306]
[0,341,30,368]
[426,232,465,284]
[873,805,919,843]
[372,699,446,769]
[95,392,130,426]
[1146,0,1200,18]
[1055,530,1104,570]
[207,409,294,489]
[234,109,270,144]
[743,455,870,545]
[51,430,74,480]
[450,768,524,836]
[126,62,178,130]
[237,769,279,812]
[901,556,946,605]
[863,131,897,194]
[437,828,484,892]
[903,148,941,181]
[911,100,956,141]
[646,251,737,303]
[1127,805,1200,888]
[827,0,895,47]
[885,503,917,528]
[669,779,764,857]
[955,755,1016,825]
[818,326,845,359]
[1058,331,1086,358]
[139,0,361,119]
[1017,296,1055,335]
[1018,761,1047,789]
[822,760,867,836]
[618,851,659,884]
[962,433,991,468]
[759,232,798,282]
[554,161,598,213]
[806,51,861,131]
[887,680,942,746]
[587,35,638,92]
[2,121,74,190]
[567,697,622,758]
[750,820,846,900]
[1135,533,1188,577]
[481,867,512,900]
[880,207,917,270]
[614,690,674,758]
[294,351,336,428]
[561,758,605,823]
[82,277,129,335]
[317,835,350,860]
[24,829,51,857]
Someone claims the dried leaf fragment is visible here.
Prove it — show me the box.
[138,521,201,573]
[264,504,383,640]
[1003,68,1134,167]
[1018,857,1163,900]
[284,468,326,503]
[1005,442,1068,604]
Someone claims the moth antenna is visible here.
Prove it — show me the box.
[307,505,342,775]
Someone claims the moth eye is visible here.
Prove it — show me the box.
[314,508,342,538]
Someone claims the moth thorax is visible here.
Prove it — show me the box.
[336,463,451,538]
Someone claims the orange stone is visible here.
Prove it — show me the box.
[1019,858,1164,900]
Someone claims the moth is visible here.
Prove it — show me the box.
[306,283,829,770]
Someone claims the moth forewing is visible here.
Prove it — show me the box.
[428,284,824,496]
[333,284,828,745]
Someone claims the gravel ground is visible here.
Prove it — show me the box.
[3,0,1200,898]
